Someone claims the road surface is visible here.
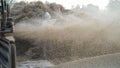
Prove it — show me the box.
[53,53,120,68]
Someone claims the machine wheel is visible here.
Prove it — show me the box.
[10,44,16,68]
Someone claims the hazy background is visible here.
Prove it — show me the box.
[17,0,109,9]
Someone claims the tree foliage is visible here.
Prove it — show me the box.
[11,1,68,23]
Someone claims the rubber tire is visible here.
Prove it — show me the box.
[11,44,16,68]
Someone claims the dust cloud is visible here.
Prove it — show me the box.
[14,9,120,63]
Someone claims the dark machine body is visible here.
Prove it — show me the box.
[0,0,16,68]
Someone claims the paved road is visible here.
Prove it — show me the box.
[17,60,54,68]
[53,53,120,68]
